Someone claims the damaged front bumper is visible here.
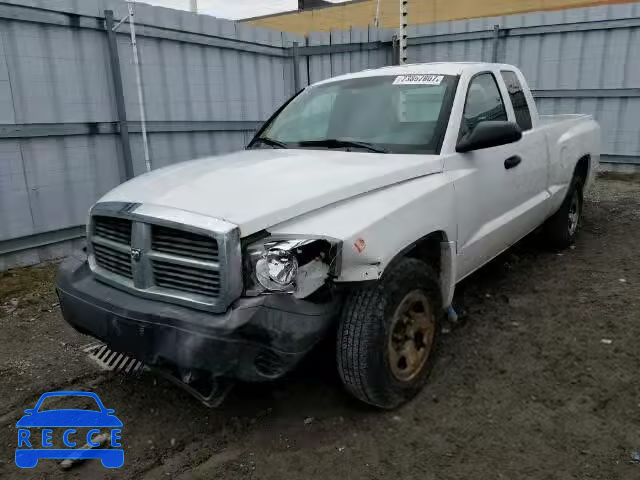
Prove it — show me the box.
[56,251,339,383]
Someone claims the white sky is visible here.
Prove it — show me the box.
[138,0,349,20]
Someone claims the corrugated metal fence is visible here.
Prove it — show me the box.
[298,2,640,168]
[404,4,640,167]
[0,0,308,269]
[1,0,639,270]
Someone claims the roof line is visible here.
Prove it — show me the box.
[240,0,370,22]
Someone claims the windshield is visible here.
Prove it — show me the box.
[255,74,458,154]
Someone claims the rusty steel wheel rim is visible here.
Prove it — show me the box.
[388,290,436,382]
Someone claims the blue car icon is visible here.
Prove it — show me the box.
[15,391,124,468]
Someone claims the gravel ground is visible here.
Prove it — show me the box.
[1,175,639,479]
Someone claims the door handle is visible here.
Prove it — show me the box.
[504,155,522,169]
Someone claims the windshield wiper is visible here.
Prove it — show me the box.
[296,138,388,153]
[251,137,288,149]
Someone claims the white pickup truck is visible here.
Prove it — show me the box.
[57,62,599,409]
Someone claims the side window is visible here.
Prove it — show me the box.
[460,73,507,138]
[501,71,532,131]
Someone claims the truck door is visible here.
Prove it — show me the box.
[449,72,526,279]
[498,69,550,246]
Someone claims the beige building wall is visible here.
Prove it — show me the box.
[246,0,636,35]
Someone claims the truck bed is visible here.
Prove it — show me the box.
[538,113,593,127]
[537,113,600,200]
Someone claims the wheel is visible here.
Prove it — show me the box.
[543,175,584,249]
[336,258,441,409]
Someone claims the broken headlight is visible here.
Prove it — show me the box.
[244,238,339,298]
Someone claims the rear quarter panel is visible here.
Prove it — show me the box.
[539,115,600,212]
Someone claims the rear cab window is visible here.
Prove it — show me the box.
[459,72,508,139]
[500,70,533,131]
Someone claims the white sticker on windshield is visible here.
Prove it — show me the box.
[393,74,444,85]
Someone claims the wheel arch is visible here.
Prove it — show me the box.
[383,230,456,309]
[574,154,590,186]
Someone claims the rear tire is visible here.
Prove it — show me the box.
[543,175,584,249]
[336,258,441,409]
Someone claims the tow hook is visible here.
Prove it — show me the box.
[153,368,235,408]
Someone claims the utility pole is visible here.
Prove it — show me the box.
[127,0,151,173]
[399,0,408,64]
[374,0,381,27]
[189,0,198,13]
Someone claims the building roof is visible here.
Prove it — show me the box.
[246,0,365,21]
[243,0,637,35]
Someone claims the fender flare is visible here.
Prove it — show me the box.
[353,232,457,310]
[439,241,456,308]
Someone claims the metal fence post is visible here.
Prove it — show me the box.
[292,41,300,93]
[492,24,500,63]
[399,0,408,64]
[391,34,400,65]
[105,10,134,181]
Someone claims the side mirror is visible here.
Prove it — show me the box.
[24,409,34,414]
[456,121,522,153]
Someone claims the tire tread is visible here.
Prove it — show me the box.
[337,258,441,408]
[543,175,583,249]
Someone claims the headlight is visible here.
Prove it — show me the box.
[244,238,339,298]
[256,247,298,291]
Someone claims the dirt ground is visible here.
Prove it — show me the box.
[1,175,639,479]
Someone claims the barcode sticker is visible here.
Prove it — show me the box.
[393,74,444,85]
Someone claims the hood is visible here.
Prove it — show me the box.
[99,149,443,235]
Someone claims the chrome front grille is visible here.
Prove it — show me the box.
[94,216,132,244]
[92,216,134,279]
[93,243,133,279]
[151,225,219,262]
[152,259,221,297]
[87,203,242,313]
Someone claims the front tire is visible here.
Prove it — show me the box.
[543,176,584,249]
[336,258,441,409]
